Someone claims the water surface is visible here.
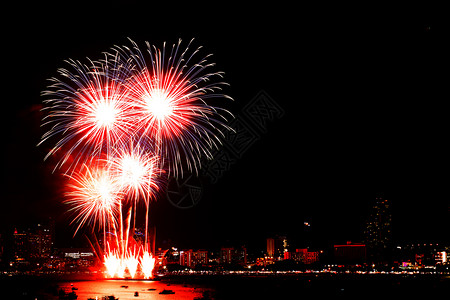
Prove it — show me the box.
[58,279,209,300]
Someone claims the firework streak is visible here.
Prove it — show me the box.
[40,39,233,278]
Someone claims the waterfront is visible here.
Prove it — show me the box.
[1,273,449,299]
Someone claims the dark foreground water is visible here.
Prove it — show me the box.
[1,274,449,299]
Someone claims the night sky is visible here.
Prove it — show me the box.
[1,3,448,251]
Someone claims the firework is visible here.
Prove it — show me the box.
[107,141,161,204]
[64,154,160,278]
[104,250,121,277]
[104,244,156,279]
[65,162,122,234]
[40,38,233,279]
[125,246,140,278]
[114,38,233,176]
[141,251,156,279]
[40,55,134,172]
[40,39,233,174]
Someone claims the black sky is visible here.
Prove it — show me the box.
[1,3,448,250]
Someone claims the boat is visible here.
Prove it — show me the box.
[58,289,78,300]
[147,288,157,291]
[101,296,118,300]
[159,289,175,294]
[120,285,129,288]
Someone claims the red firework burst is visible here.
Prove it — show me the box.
[40,56,135,171]
[119,39,233,175]
[65,161,122,233]
[107,143,162,204]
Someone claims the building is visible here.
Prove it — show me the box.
[193,250,208,266]
[285,248,320,264]
[10,221,55,267]
[436,251,447,264]
[164,247,180,265]
[296,248,320,264]
[61,248,95,260]
[179,249,209,268]
[334,242,366,264]
[220,247,247,265]
[57,248,96,269]
[13,229,29,264]
[364,196,392,262]
[267,235,289,260]
[394,243,448,267]
[28,223,53,260]
[267,239,275,258]
[179,249,194,268]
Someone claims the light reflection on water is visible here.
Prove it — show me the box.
[3,274,448,299]
[59,279,209,300]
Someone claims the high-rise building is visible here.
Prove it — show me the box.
[364,196,392,262]
[179,249,209,268]
[29,223,54,260]
[12,220,55,265]
[266,238,275,258]
[179,249,194,268]
[266,235,289,260]
[334,241,366,264]
[193,250,208,266]
[13,229,28,263]
[220,247,247,265]
[285,248,320,264]
[220,247,234,264]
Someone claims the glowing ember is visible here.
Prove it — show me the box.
[104,251,120,278]
[103,246,155,279]
[141,251,156,279]
[125,249,139,279]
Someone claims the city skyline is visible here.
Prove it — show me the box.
[1,195,448,255]
[1,215,448,273]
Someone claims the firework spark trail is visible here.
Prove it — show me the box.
[106,142,163,251]
[102,204,156,279]
[125,246,140,278]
